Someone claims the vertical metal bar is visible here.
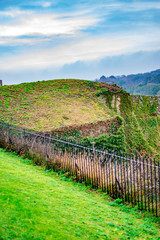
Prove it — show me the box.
[146,157,150,212]
[117,151,120,198]
[111,151,114,197]
[89,149,92,185]
[139,156,143,210]
[23,129,28,151]
[126,153,130,203]
[99,153,103,190]
[158,160,160,216]
[120,152,123,200]
[150,158,154,213]
[133,155,136,206]
[123,153,126,202]
[8,124,10,144]
[154,158,157,217]
[130,154,133,206]
[44,134,49,165]
[88,149,90,184]
[71,141,74,174]
[95,150,98,188]
[74,143,76,172]
[98,152,101,189]
[143,157,146,211]
[79,148,82,181]
[114,150,117,199]
[95,151,98,188]
[84,148,87,183]
[87,148,90,184]
[91,149,94,186]
[80,149,83,182]
[136,155,140,209]
[103,153,106,192]
[108,153,111,195]
[83,148,86,182]
[89,149,92,186]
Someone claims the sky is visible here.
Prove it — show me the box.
[0,0,160,85]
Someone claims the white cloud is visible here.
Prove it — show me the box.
[0,13,98,38]
[0,9,32,17]
[0,37,50,45]
[126,2,160,11]
[41,2,52,8]
[1,30,160,71]
[0,36,143,70]
[82,1,160,16]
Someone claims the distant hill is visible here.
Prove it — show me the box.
[97,69,160,95]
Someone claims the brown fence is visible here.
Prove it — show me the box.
[0,121,159,217]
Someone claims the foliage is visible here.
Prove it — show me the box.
[124,113,154,155]
[80,124,126,152]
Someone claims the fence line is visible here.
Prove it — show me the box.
[0,121,159,217]
[2,122,159,169]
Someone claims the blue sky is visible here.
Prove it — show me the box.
[0,0,160,85]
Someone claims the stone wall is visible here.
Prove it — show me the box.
[98,92,160,116]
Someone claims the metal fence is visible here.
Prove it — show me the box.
[0,121,160,217]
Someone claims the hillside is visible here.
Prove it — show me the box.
[0,79,121,131]
[0,79,160,158]
[0,148,159,239]
[97,69,160,95]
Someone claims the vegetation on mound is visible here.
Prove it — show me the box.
[0,148,159,240]
[96,91,160,158]
[0,79,121,131]
[0,79,160,157]
[125,97,160,158]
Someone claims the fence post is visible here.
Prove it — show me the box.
[154,158,158,217]
[7,124,12,145]
[158,159,160,217]
[23,129,28,151]
[44,134,49,168]
[114,149,117,198]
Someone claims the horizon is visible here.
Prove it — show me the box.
[1,68,160,86]
[0,0,160,85]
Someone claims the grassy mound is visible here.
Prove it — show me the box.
[0,79,120,131]
[0,148,159,240]
[0,79,159,156]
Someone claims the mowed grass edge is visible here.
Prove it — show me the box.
[0,148,159,240]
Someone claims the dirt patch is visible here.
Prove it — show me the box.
[49,118,120,138]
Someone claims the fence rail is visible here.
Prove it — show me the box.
[0,121,160,217]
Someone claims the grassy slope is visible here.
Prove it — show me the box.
[0,79,117,131]
[0,148,160,240]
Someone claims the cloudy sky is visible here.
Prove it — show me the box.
[0,0,160,85]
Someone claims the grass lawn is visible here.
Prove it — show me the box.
[0,148,159,240]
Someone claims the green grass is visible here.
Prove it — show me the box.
[0,148,160,240]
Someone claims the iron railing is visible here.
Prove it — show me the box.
[0,121,159,217]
